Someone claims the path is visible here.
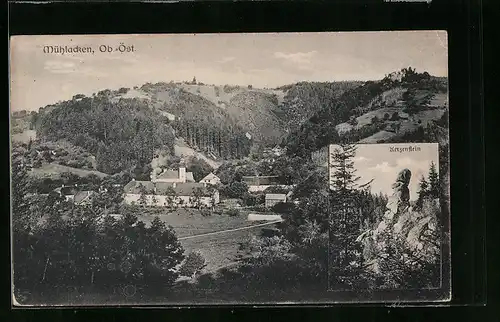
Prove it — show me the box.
[178,220,282,241]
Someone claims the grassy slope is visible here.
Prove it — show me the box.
[29,163,108,179]
[135,208,272,272]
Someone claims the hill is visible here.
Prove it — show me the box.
[283,68,449,157]
[23,69,447,179]
[29,162,108,180]
[277,81,363,132]
[33,94,176,177]
[11,111,37,143]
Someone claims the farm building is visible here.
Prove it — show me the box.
[123,180,219,208]
[150,164,195,183]
[242,175,289,192]
[199,172,221,186]
[264,193,287,208]
[53,185,95,205]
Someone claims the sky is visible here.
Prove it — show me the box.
[329,143,439,201]
[10,31,448,112]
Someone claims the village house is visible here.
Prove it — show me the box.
[53,185,95,205]
[122,180,219,208]
[265,193,287,208]
[242,175,292,192]
[150,162,195,183]
[199,172,221,186]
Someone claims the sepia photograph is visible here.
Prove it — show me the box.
[10,31,449,305]
[322,143,444,291]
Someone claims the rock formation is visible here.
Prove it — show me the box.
[360,168,440,275]
[373,168,411,239]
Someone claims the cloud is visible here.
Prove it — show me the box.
[217,56,236,63]
[44,60,76,74]
[369,161,392,173]
[273,51,318,70]
[354,156,371,163]
[43,59,110,78]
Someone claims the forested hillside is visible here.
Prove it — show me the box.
[148,85,253,159]
[283,68,449,157]
[277,81,363,132]
[22,68,447,179]
[34,94,175,176]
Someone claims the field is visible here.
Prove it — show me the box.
[12,130,37,143]
[136,209,279,272]
[29,162,108,179]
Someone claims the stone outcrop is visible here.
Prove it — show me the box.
[360,168,439,274]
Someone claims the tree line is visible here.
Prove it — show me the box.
[34,96,175,177]
[11,146,195,304]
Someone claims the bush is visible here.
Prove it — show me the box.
[226,208,240,217]
[223,182,249,199]
[271,202,295,214]
[200,209,212,217]
[179,252,206,278]
[389,112,399,121]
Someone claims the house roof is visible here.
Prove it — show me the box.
[265,193,287,200]
[74,191,94,204]
[157,169,180,180]
[124,181,213,197]
[54,185,79,196]
[186,172,195,182]
[170,182,211,197]
[242,176,280,186]
[201,173,220,181]
[123,181,155,194]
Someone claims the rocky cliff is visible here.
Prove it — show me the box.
[359,169,440,281]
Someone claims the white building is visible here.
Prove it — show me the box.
[265,193,287,208]
[151,165,195,183]
[199,172,221,186]
[123,180,219,208]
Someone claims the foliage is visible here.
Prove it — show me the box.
[12,195,185,301]
[329,143,365,274]
[26,140,95,170]
[200,209,212,217]
[12,149,185,302]
[271,202,295,214]
[277,81,363,132]
[264,186,289,194]
[221,181,248,199]
[189,187,206,210]
[225,208,240,217]
[241,192,265,207]
[187,157,213,182]
[215,161,259,185]
[416,162,440,209]
[167,89,252,159]
[179,252,207,278]
[372,198,441,289]
[36,96,175,175]
[268,155,315,185]
[283,68,447,156]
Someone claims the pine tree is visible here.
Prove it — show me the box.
[416,175,429,208]
[138,184,148,207]
[428,161,439,199]
[329,143,363,271]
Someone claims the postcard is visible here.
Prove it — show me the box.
[9,31,450,305]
